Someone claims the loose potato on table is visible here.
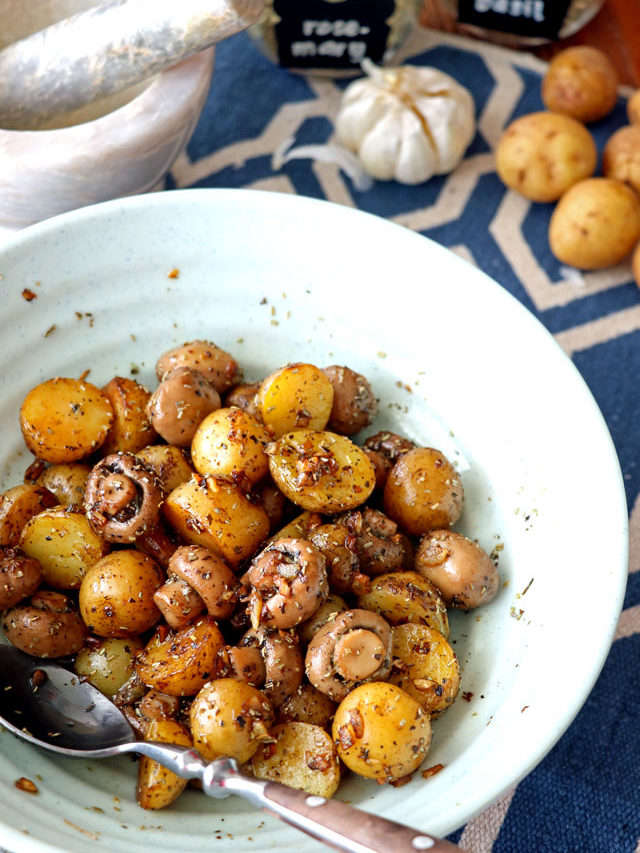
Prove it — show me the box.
[602,125,640,195]
[251,721,340,797]
[258,363,334,438]
[541,46,618,124]
[20,505,110,589]
[20,377,113,463]
[549,177,640,270]
[0,483,56,547]
[267,429,375,514]
[495,111,597,203]
[137,717,193,810]
[332,681,431,783]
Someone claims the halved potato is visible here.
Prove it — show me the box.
[137,717,192,810]
[250,721,340,797]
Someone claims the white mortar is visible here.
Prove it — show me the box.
[0,0,214,228]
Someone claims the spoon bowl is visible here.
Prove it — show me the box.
[0,644,459,852]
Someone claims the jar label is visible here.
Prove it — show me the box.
[273,0,395,69]
[457,0,573,39]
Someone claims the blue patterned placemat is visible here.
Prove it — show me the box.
[164,27,639,853]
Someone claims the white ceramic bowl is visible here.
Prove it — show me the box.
[0,1,214,229]
[0,189,628,853]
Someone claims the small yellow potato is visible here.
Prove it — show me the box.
[277,684,337,731]
[137,717,192,810]
[356,571,449,638]
[135,445,194,494]
[602,125,640,195]
[190,678,274,763]
[20,506,110,589]
[79,550,163,637]
[101,376,157,455]
[191,407,271,484]
[383,447,463,535]
[267,430,375,514]
[628,90,640,125]
[251,722,340,797]
[495,111,597,202]
[163,475,270,567]
[389,623,460,717]
[37,463,91,506]
[258,363,334,438]
[20,377,114,463]
[74,636,144,697]
[542,46,618,124]
[0,484,56,546]
[268,510,320,543]
[332,682,431,783]
[549,177,640,270]
[136,616,225,697]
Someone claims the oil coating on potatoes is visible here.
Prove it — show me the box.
[137,717,193,810]
[258,363,334,438]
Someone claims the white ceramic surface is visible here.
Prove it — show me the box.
[0,189,628,853]
[0,1,214,229]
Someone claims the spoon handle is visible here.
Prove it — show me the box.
[128,743,461,851]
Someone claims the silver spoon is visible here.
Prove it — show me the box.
[0,645,461,853]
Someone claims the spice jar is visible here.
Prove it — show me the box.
[439,0,606,46]
[248,0,422,74]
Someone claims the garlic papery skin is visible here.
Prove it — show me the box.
[334,60,476,185]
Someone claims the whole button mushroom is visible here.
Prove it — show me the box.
[153,544,239,629]
[342,507,413,577]
[84,452,163,543]
[232,627,304,708]
[363,430,416,465]
[309,522,369,596]
[322,365,377,435]
[305,608,392,702]
[242,537,329,630]
[415,529,499,609]
[155,340,242,395]
[0,547,43,609]
[2,590,87,658]
[146,366,221,447]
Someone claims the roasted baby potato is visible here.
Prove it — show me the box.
[251,721,340,796]
[191,407,271,484]
[258,363,334,438]
[163,475,270,567]
[20,377,113,463]
[389,623,460,717]
[135,444,194,493]
[0,483,56,547]
[190,678,274,763]
[20,505,110,589]
[267,429,375,514]
[36,463,91,506]
[356,571,449,638]
[495,111,597,202]
[332,681,431,783]
[136,616,225,697]
[137,717,193,810]
[74,636,144,697]
[101,376,157,455]
[79,550,163,637]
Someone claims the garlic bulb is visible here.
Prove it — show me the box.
[334,60,476,185]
